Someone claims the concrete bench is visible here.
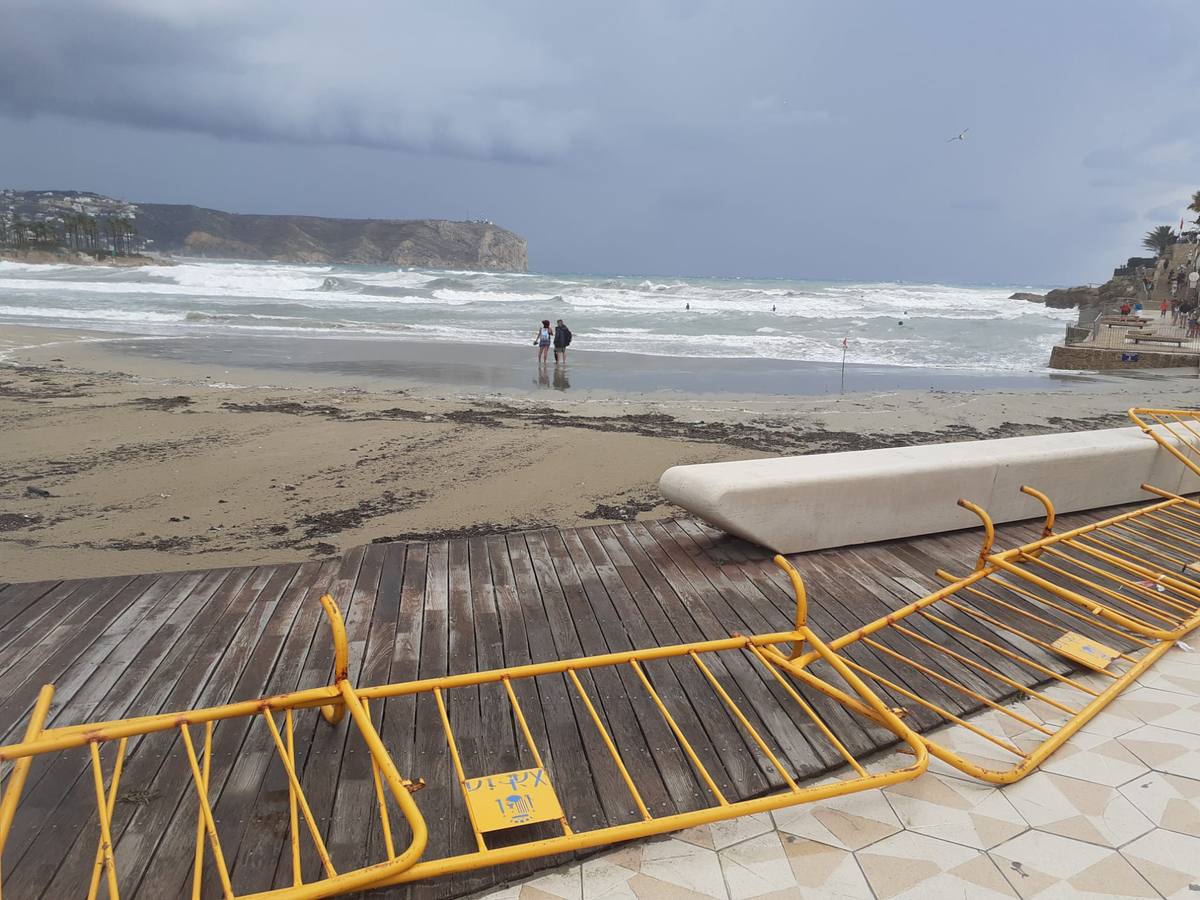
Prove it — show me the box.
[1102,316,1149,328]
[659,425,1200,554]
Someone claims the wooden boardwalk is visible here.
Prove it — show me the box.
[0,507,1136,899]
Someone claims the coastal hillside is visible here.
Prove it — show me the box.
[0,190,528,271]
[133,203,528,271]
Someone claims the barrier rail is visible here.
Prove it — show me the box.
[1130,407,1200,478]
[786,483,1200,785]
[0,580,926,897]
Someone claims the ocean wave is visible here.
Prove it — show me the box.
[0,258,1070,372]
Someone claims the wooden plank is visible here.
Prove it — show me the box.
[12,564,281,899]
[0,575,139,713]
[340,541,406,876]
[0,577,90,664]
[112,563,306,898]
[368,541,427,879]
[678,530,903,759]
[628,520,865,780]
[0,573,182,744]
[0,567,235,891]
[596,525,761,800]
[524,530,661,826]
[212,558,346,894]
[258,547,366,888]
[475,533,571,886]
[283,543,386,884]
[654,520,856,771]
[0,579,62,631]
[407,540,452,900]
[571,527,709,813]
[550,528,681,819]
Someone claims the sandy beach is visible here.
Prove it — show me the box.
[2,323,1198,583]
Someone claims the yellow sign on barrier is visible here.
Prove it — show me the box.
[466,767,563,832]
[1051,632,1119,671]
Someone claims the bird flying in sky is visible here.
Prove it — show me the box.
[946,128,969,142]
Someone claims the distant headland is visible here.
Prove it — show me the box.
[0,189,528,272]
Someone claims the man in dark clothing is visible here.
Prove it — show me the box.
[553,319,572,364]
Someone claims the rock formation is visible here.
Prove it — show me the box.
[1009,292,1045,303]
[133,203,528,271]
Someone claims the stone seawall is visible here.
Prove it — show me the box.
[1049,344,1199,370]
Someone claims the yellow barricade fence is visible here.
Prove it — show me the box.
[0,582,926,898]
[777,483,1199,785]
[1129,406,1200,478]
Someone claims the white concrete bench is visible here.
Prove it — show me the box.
[659,425,1200,554]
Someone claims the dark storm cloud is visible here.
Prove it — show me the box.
[0,0,592,163]
[2,0,1200,282]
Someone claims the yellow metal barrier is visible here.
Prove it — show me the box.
[775,484,1200,785]
[1129,406,1200,478]
[0,584,926,897]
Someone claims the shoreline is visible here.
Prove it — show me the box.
[0,323,1123,402]
[3,322,1198,583]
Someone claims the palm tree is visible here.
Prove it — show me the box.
[1189,190,1200,224]
[1143,225,1176,256]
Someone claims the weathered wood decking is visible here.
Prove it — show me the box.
[0,508,1134,898]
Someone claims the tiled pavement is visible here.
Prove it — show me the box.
[471,645,1200,899]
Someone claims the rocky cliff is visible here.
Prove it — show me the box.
[132,203,528,271]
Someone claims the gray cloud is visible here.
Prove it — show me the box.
[2,0,1200,284]
[0,0,593,163]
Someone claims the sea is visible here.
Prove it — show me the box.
[0,259,1072,372]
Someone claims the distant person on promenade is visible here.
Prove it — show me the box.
[1120,301,1132,316]
[1160,298,1169,318]
[534,319,552,366]
[553,319,572,364]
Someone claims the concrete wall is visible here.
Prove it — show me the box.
[659,425,1200,554]
[1049,345,1199,370]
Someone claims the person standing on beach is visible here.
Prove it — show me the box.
[553,319,572,364]
[534,319,552,366]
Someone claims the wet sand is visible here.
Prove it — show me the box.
[2,324,1197,583]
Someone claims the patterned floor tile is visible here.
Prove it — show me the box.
[1118,770,1200,836]
[582,855,638,900]
[709,812,774,851]
[1138,660,1200,696]
[772,786,901,851]
[1003,771,1154,847]
[883,771,1027,850]
[521,863,583,900]
[990,830,1157,898]
[627,873,723,899]
[675,824,716,850]
[917,718,1043,783]
[639,838,726,899]
[856,830,1017,899]
[472,885,522,900]
[718,831,796,900]
[1120,829,1200,899]
[1119,723,1200,779]
[1037,730,1151,786]
[1076,685,1185,738]
[778,835,873,899]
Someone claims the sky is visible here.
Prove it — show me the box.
[0,0,1197,285]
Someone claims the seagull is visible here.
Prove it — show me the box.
[946,128,969,143]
